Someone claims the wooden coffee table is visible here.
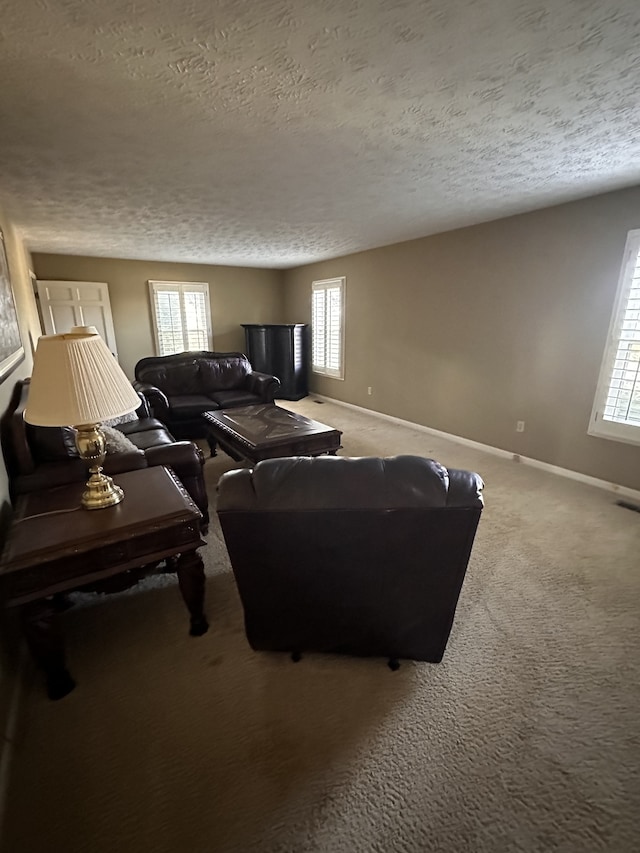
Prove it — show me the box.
[202,404,342,464]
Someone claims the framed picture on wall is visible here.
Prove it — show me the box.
[0,228,25,383]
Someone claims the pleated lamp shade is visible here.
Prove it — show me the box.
[24,326,140,427]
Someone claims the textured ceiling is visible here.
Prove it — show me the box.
[1,0,640,268]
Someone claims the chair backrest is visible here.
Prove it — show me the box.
[0,379,36,480]
[217,455,484,663]
[134,351,251,394]
[1,380,79,477]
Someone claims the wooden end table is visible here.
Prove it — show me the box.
[0,466,208,700]
[202,403,342,464]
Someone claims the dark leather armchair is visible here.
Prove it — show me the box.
[1,379,210,531]
[217,455,484,665]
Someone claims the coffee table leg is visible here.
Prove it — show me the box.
[22,598,76,700]
[176,549,209,636]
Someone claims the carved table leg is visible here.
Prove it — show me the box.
[176,549,209,636]
[22,598,76,700]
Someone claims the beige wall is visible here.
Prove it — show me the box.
[0,207,40,520]
[284,186,640,491]
[31,255,285,379]
[0,201,41,741]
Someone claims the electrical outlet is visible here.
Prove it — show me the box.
[516,420,525,433]
[367,386,372,395]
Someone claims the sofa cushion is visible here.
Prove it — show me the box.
[144,361,201,396]
[117,417,170,436]
[167,394,216,418]
[208,389,263,408]
[26,424,78,463]
[199,356,250,391]
[126,428,177,451]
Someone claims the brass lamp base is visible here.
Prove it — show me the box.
[75,423,125,510]
[81,471,125,510]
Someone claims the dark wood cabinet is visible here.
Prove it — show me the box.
[242,324,309,400]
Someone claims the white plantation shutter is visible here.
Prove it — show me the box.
[589,230,640,445]
[312,277,345,379]
[326,286,342,372]
[183,290,209,350]
[153,289,183,355]
[149,281,212,356]
[312,288,326,369]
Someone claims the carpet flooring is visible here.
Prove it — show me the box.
[1,398,638,853]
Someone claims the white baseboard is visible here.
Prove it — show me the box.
[312,395,640,503]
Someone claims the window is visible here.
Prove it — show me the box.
[589,230,640,445]
[312,277,345,379]
[149,281,212,356]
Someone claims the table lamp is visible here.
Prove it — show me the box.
[24,326,141,509]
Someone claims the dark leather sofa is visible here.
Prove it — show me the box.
[1,379,210,531]
[217,454,484,665]
[134,351,280,445]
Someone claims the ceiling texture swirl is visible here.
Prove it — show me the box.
[1,0,639,267]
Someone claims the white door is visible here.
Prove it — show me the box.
[36,280,119,357]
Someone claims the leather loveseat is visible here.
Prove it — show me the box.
[1,379,210,531]
[134,351,280,447]
[217,454,484,665]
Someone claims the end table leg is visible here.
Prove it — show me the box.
[22,598,76,700]
[176,549,209,636]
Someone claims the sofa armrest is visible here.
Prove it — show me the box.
[102,450,148,475]
[135,392,152,419]
[133,381,170,420]
[245,371,281,402]
[145,441,205,475]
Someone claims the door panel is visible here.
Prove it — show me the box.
[36,280,119,357]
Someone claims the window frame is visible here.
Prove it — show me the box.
[588,229,640,446]
[311,276,345,380]
[148,280,212,356]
